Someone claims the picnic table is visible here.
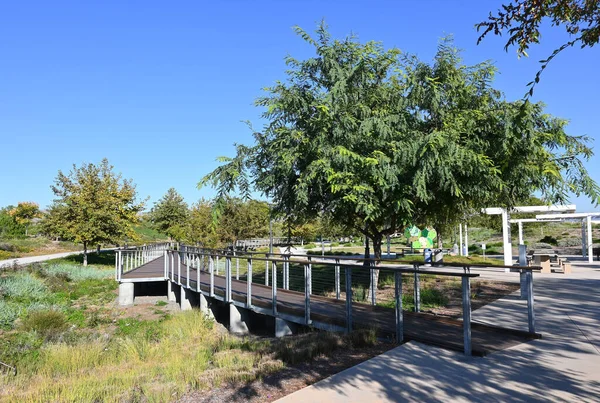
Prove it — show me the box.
[528,249,571,274]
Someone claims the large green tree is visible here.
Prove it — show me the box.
[149,188,189,241]
[200,25,599,296]
[47,158,145,265]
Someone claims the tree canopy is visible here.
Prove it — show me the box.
[45,158,145,265]
[8,202,40,236]
[200,24,599,260]
[149,188,189,241]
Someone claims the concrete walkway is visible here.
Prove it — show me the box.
[277,261,600,402]
[0,250,86,268]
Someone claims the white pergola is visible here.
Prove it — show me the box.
[535,212,600,263]
[482,205,576,265]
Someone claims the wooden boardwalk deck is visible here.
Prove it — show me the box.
[121,256,538,356]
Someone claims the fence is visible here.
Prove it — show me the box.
[166,247,539,356]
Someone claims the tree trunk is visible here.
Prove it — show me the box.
[96,244,101,254]
[83,241,88,267]
[364,236,370,260]
[437,226,443,249]
[366,233,383,303]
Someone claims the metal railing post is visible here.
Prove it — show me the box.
[235,251,239,280]
[413,264,421,312]
[395,271,403,343]
[272,261,277,315]
[265,253,269,286]
[308,256,312,295]
[186,254,190,289]
[197,254,201,292]
[170,252,174,280]
[304,263,311,325]
[210,255,215,297]
[163,250,168,278]
[345,266,352,333]
[225,256,232,302]
[370,261,376,306]
[462,275,472,356]
[247,258,252,308]
[178,251,182,285]
[335,258,340,300]
[527,270,535,333]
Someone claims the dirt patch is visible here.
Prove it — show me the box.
[181,342,394,403]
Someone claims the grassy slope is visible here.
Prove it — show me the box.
[0,252,377,402]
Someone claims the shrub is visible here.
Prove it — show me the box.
[0,242,16,252]
[0,300,21,329]
[271,332,344,365]
[557,238,581,247]
[42,264,113,281]
[20,310,68,340]
[347,328,377,348]
[539,236,558,246]
[534,242,554,249]
[0,273,49,301]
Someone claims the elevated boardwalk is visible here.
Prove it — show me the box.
[120,255,539,356]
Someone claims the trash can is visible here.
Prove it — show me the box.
[433,249,444,263]
[423,248,432,264]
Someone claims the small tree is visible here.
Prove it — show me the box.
[149,188,189,241]
[48,158,145,266]
[217,198,270,247]
[9,202,41,236]
[0,205,26,238]
[186,199,219,247]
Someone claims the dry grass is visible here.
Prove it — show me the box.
[0,311,283,402]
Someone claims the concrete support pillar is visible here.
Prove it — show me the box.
[180,286,192,311]
[229,304,249,334]
[118,282,134,306]
[199,293,214,319]
[275,317,297,338]
[167,281,177,302]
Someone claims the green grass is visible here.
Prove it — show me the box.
[378,288,448,311]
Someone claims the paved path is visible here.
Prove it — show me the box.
[277,261,600,402]
[0,249,118,268]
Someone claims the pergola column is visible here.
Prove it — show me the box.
[587,216,593,264]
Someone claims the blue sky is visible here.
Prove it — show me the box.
[1,0,598,212]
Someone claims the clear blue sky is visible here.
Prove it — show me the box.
[1,0,598,212]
